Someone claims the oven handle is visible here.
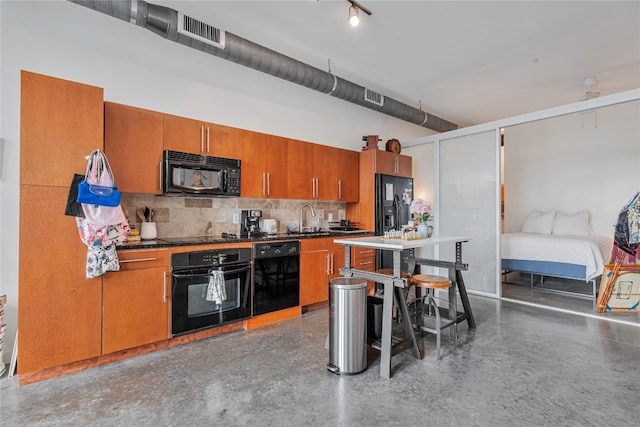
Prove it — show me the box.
[172,265,251,279]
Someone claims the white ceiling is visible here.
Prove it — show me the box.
[159,0,639,128]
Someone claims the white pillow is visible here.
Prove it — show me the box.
[522,210,556,234]
[553,210,591,236]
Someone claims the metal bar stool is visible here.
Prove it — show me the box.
[407,274,457,360]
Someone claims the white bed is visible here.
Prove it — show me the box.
[501,210,614,297]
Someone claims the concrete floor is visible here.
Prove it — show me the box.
[2,294,639,426]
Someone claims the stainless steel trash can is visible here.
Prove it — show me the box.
[327,277,367,375]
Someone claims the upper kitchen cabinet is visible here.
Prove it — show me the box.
[104,102,164,194]
[336,149,359,202]
[287,139,316,200]
[294,143,359,202]
[164,113,239,159]
[239,130,288,198]
[20,70,104,187]
[362,149,412,177]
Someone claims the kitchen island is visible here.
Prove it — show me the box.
[334,235,474,378]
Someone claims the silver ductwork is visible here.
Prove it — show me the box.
[69,0,459,132]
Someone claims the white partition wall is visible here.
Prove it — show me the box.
[439,131,500,296]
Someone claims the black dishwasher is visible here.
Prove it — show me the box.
[253,241,300,315]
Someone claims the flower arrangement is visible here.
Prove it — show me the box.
[409,199,433,223]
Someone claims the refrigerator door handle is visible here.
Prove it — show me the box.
[393,195,401,229]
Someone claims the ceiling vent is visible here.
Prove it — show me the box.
[178,12,225,48]
[364,88,384,107]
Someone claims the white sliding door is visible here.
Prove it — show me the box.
[439,130,499,296]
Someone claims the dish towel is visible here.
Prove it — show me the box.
[205,269,227,304]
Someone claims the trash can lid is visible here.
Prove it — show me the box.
[329,277,367,289]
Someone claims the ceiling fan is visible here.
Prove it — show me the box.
[581,77,600,101]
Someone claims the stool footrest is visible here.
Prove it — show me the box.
[369,335,414,356]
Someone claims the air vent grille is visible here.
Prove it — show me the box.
[177,12,225,49]
[364,88,384,106]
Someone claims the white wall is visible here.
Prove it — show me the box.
[0,1,430,363]
[503,101,640,236]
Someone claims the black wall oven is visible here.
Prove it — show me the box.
[171,248,251,336]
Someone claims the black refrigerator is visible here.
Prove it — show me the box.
[374,173,414,273]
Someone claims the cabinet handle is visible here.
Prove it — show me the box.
[330,253,334,274]
[158,161,163,192]
[120,257,157,263]
[326,253,331,275]
[206,126,210,153]
[316,177,319,198]
[338,180,342,200]
[312,178,315,198]
[163,271,167,302]
[261,172,266,195]
[394,156,398,174]
[359,261,374,266]
[359,250,375,255]
[200,126,205,153]
[266,172,270,196]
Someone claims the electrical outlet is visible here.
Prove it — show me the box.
[232,213,240,224]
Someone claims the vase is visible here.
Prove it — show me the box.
[417,221,432,238]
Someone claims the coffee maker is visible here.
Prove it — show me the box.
[240,209,263,237]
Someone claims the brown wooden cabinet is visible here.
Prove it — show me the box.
[239,130,288,198]
[18,186,103,374]
[364,149,412,177]
[351,245,377,294]
[164,113,239,158]
[102,249,169,354]
[20,71,103,187]
[104,102,164,194]
[18,71,105,375]
[336,149,359,202]
[287,138,316,200]
[300,238,346,306]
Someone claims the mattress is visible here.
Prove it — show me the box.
[501,232,614,282]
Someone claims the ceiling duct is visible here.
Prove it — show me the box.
[68,0,459,133]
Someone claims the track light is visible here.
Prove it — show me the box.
[349,5,360,27]
[347,1,372,27]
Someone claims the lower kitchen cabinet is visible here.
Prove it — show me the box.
[102,249,169,354]
[300,238,345,306]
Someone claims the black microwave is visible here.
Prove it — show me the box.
[163,150,241,197]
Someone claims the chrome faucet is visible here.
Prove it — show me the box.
[299,203,316,232]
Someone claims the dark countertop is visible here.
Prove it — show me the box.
[117,230,374,250]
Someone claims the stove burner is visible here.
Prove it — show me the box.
[221,232,238,239]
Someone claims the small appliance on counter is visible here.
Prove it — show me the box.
[261,219,279,235]
[240,210,264,237]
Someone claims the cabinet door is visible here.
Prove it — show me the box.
[374,150,397,176]
[314,144,338,201]
[163,113,205,154]
[18,186,102,373]
[288,139,315,199]
[396,154,412,177]
[20,71,103,187]
[207,123,240,159]
[239,129,267,198]
[300,250,330,306]
[263,134,288,198]
[103,253,168,354]
[337,149,359,202]
[104,102,164,194]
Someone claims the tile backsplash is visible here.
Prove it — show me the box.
[121,193,347,238]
